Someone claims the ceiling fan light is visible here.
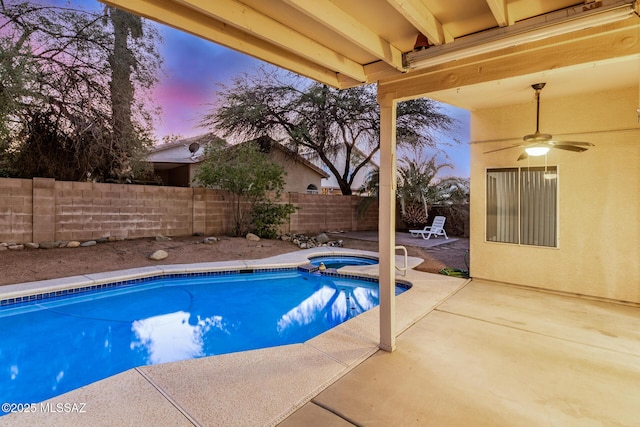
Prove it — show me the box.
[525,146,550,156]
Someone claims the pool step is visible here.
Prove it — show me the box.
[297,263,319,273]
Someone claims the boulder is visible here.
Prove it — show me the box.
[149,250,168,261]
[81,240,97,247]
[246,233,260,242]
[316,233,330,244]
[25,242,39,249]
[155,234,171,242]
[39,241,58,249]
[8,244,24,250]
[66,241,81,248]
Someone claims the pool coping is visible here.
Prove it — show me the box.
[0,247,423,307]
[0,247,469,427]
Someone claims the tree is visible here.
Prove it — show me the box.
[397,152,451,227]
[106,6,142,171]
[194,138,296,237]
[201,66,457,195]
[0,1,162,181]
[397,149,469,227]
[358,148,470,227]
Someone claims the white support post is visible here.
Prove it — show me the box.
[377,90,397,352]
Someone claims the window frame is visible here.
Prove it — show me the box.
[485,166,559,248]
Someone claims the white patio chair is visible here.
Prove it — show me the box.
[409,215,448,240]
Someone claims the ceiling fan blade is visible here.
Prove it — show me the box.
[552,144,589,153]
[552,140,594,147]
[523,131,553,143]
[497,83,596,159]
[483,144,523,154]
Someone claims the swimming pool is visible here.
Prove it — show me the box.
[309,255,378,269]
[0,268,408,407]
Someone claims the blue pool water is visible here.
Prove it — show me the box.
[0,269,407,407]
[309,255,378,269]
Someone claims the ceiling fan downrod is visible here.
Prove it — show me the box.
[523,83,552,142]
[532,83,545,134]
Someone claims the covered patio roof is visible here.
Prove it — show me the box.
[101,0,639,104]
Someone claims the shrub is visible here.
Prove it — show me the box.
[251,201,298,239]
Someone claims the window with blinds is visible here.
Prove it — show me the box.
[486,167,557,247]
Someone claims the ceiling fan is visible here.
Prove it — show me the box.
[484,83,594,160]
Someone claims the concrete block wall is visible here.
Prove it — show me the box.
[0,178,33,243]
[352,197,379,231]
[202,189,232,235]
[287,193,377,234]
[0,178,378,243]
[288,193,330,234]
[32,178,56,242]
[55,181,194,241]
[192,187,207,235]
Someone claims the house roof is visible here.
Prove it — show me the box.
[149,134,210,153]
[149,134,331,179]
[100,0,639,106]
[148,134,222,165]
[235,137,331,179]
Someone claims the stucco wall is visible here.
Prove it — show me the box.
[269,149,324,194]
[470,85,640,304]
[0,179,377,243]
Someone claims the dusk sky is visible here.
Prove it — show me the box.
[151,21,471,177]
[48,0,470,177]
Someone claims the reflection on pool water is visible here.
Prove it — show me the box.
[0,269,407,407]
[309,255,378,269]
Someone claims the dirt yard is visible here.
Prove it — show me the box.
[0,234,470,287]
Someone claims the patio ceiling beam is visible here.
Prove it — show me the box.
[486,0,509,27]
[379,18,640,101]
[173,0,368,83]
[100,0,345,88]
[386,0,453,45]
[362,61,405,86]
[283,0,405,72]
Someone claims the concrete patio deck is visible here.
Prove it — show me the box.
[2,248,639,426]
[329,231,461,249]
[281,280,640,426]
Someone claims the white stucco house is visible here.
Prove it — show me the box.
[147,134,212,187]
[148,135,329,193]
